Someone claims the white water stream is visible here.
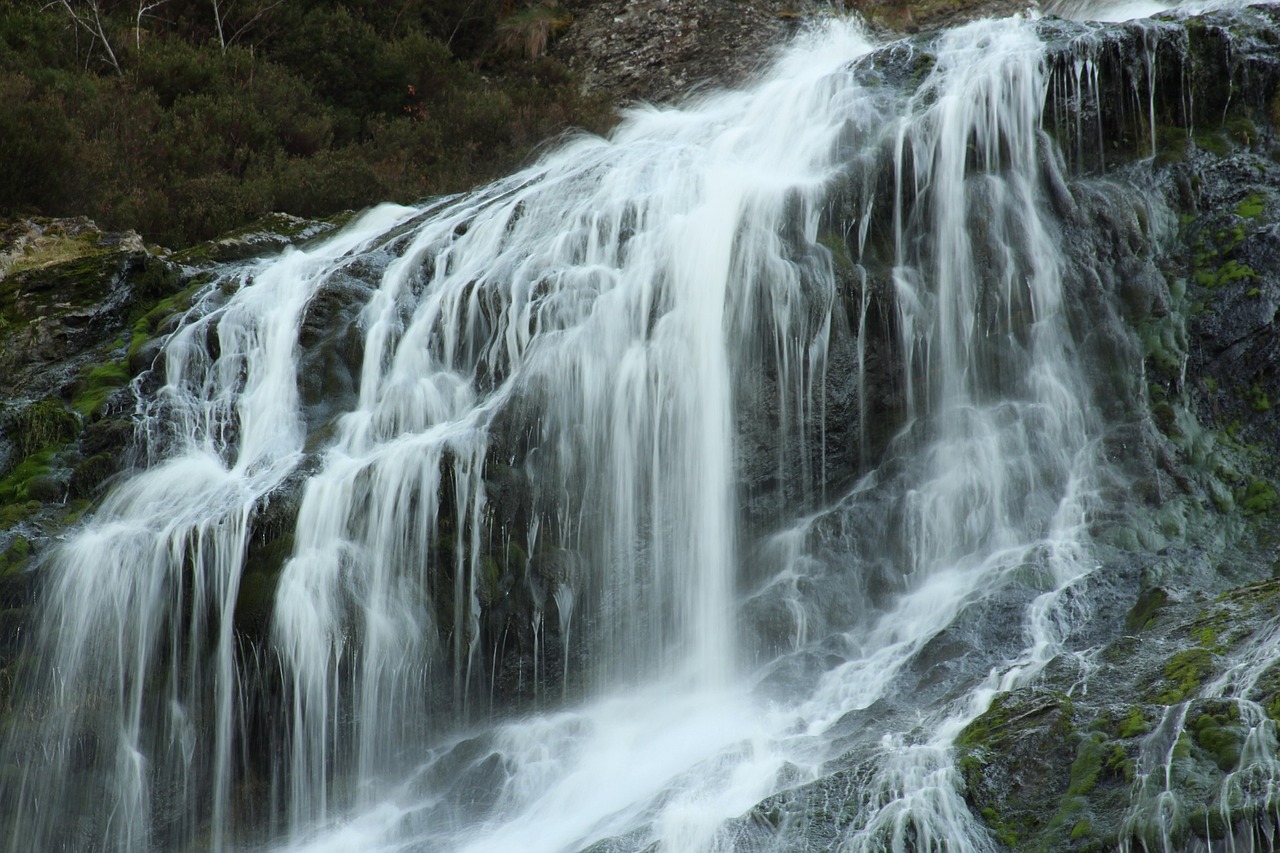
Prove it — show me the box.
[3,4,1268,852]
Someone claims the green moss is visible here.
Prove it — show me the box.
[1239,479,1277,516]
[1118,707,1149,739]
[1070,818,1093,841]
[1067,732,1105,796]
[478,555,502,605]
[1194,259,1259,289]
[1157,648,1214,704]
[505,540,527,569]
[1154,125,1189,165]
[69,452,117,499]
[1192,709,1243,772]
[130,256,181,300]
[0,537,30,575]
[12,398,79,457]
[1193,131,1230,157]
[1195,625,1219,649]
[0,501,40,527]
[1247,383,1272,412]
[1224,117,1258,147]
[126,277,205,356]
[979,806,1020,847]
[1137,317,1186,377]
[817,229,856,273]
[60,498,92,526]
[71,360,130,418]
[1236,194,1265,219]
[955,689,1077,845]
[956,692,1019,750]
[0,449,57,504]
[1126,586,1169,632]
[1106,742,1135,781]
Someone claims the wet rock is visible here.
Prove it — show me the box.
[171,212,342,265]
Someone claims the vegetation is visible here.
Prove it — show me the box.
[0,0,613,248]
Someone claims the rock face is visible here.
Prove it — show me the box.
[550,0,1039,105]
[553,0,801,104]
[933,7,1280,850]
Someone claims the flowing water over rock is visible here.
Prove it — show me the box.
[4,3,1280,852]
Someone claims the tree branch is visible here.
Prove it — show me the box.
[135,0,172,50]
[43,0,122,74]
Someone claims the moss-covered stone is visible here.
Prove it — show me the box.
[957,690,1088,850]
[235,533,295,637]
[0,449,57,504]
[1126,586,1168,632]
[1157,648,1214,704]
[171,213,340,265]
[0,537,30,575]
[1193,258,1259,289]
[11,398,78,458]
[1067,732,1106,797]
[1235,194,1265,219]
[71,360,130,418]
[68,452,117,500]
[1238,479,1277,515]
[1191,706,1244,772]
[1117,707,1150,739]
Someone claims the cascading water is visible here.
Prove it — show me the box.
[3,3,1276,852]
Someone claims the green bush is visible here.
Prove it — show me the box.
[0,6,71,72]
[0,79,78,213]
[0,0,615,247]
[170,172,274,246]
[272,148,385,218]
[133,37,231,108]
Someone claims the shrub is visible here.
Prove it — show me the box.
[0,77,78,213]
[494,4,571,60]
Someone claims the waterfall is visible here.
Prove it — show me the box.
[1,3,1270,852]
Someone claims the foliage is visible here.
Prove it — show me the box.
[0,1,612,247]
[494,5,571,60]
[13,399,79,458]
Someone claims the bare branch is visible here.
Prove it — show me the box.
[211,0,286,55]
[43,0,122,74]
[211,0,227,52]
[135,0,172,50]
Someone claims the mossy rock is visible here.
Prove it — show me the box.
[1156,648,1215,704]
[1190,705,1245,772]
[11,398,79,458]
[0,449,58,504]
[1125,586,1168,632]
[1238,479,1277,515]
[71,360,131,419]
[171,213,341,265]
[128,255,182,301]
[1116,707,1150,739]
[0,538,30,576]
[236,532,295,637]
[958,690,1079,849]
[68,452,118,500]
[0,251,128,324]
